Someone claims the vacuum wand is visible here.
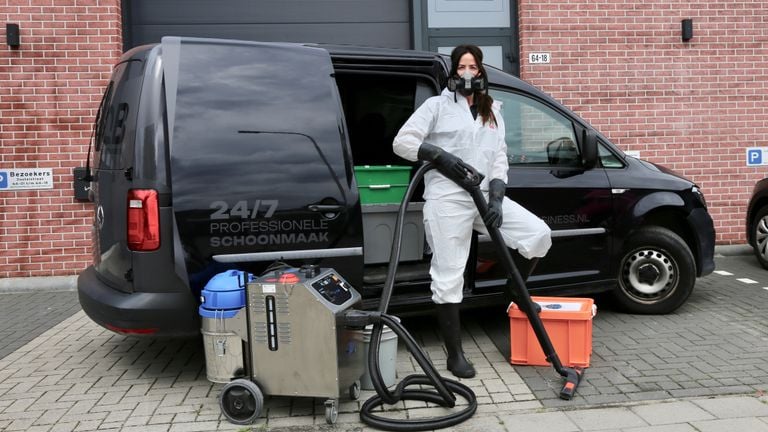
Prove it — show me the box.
[467,180,584,400]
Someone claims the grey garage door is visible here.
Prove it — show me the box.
[122,0,412,51]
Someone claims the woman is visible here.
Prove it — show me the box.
[393,45,552,378]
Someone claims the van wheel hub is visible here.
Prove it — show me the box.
[624,250,673,295]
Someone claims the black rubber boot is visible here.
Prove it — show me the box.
[435,303,476,379]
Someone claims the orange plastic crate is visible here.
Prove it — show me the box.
[507,296,595,367]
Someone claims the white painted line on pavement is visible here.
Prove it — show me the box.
[737,278,758,284]
[714,270,733,276]
[763,287,768,291]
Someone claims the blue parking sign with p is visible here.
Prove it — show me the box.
[747,148,766,166]
[0,171,8,189]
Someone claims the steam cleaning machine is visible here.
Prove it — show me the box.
[201,161,584,431]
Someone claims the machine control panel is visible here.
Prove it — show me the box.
[311,273,353,305]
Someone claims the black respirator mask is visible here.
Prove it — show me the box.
[447,71,487,96]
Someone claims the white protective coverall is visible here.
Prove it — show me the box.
[393,88,552,304]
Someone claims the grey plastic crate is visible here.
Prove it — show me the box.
[362,202,425,264]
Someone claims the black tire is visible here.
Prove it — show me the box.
[750,205,768,269]
[613,226,695,314]
[219,379,263,425]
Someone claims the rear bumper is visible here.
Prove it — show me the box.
[688,208,716,277]
[77,266,199,337]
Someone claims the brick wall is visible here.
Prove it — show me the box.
[0,1,121,278]
[1,1,765,280]
[519,0,768,245]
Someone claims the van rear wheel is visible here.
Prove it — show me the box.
[614,226,695,314]
[750,205,768,269]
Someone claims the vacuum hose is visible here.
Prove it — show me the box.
[358,163,477,431]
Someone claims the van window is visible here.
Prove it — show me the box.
[96,60,143,170]
[598,142,625,168]
[336,74,436,166]
[489,89,578,167]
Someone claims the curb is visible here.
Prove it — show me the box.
[714,244,752,257]
[0,275,77,294]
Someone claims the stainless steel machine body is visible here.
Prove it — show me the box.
[244,267,365,399]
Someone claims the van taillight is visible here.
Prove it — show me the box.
[127,189,160,251]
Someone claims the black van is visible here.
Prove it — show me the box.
[77,37,715,336]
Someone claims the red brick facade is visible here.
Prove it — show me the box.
[1,1,122,278]
[518,0,768,244]
[1,1,766,279]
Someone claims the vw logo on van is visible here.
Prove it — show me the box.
[96,205,104,230]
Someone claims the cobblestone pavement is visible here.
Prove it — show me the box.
[1,253,767,431]
[504,254,768,408]
[0,290,80,361]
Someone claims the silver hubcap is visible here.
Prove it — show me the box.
[621,248,676,300]
[756,216,768,261]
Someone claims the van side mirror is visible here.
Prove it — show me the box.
[580,129,598,170]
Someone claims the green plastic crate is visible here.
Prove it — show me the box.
[354,165,412,205]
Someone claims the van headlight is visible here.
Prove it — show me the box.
[691,186,707,208]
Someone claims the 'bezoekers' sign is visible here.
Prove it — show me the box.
[0,168,54,190]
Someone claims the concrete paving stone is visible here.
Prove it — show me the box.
[65,398,99,415]
[3,396,37,412]
[566,407,648,430]
[98,423,125,430]
[490,392,515,403]
[494,400,542,411]
[173,412,198,423]
[630,400,714,425]
[48,421,79,432]
[168,420,221,431]
[266,404,291,418]
[0,407,44,420]
[507,383,531,395]
[267,414,315,428]
[513,392,537,401]
[620,425,697,432]
[119,425,172,432]
[123,414,151,426]
[500,411,579,432]
[693,395,768,418]
[74,419,102,431]
[445,413,507,432]
[193,413,221,422]
[692,417,768,432]
[31,408,68,426]
[90,402,139,414]
[95,390,128,406]
[581,394,632,405]
[6,417,38,431]
[483,378,508,393]
[102,408,132,423]
[626,391,673,401]
[132,399,161,416]
[475,395,493,405]
[25,426,55,432]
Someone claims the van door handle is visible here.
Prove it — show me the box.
[308,205,345,212]
[308,204,344,220]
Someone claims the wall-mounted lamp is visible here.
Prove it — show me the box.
[681,19,693,42]
[6,23,20,48]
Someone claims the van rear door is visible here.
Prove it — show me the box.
[91,56,144,293]
[165,38,363,282]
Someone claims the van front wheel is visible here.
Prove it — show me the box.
[614,227,695,314]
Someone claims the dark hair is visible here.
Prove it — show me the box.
[450,44,496,127]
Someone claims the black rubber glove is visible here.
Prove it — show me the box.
[417,143,482,188]
[484,178,505,228]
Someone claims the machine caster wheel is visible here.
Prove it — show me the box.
[324,399,338,424]
[219,379,263,425]
[349,380,361,400]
